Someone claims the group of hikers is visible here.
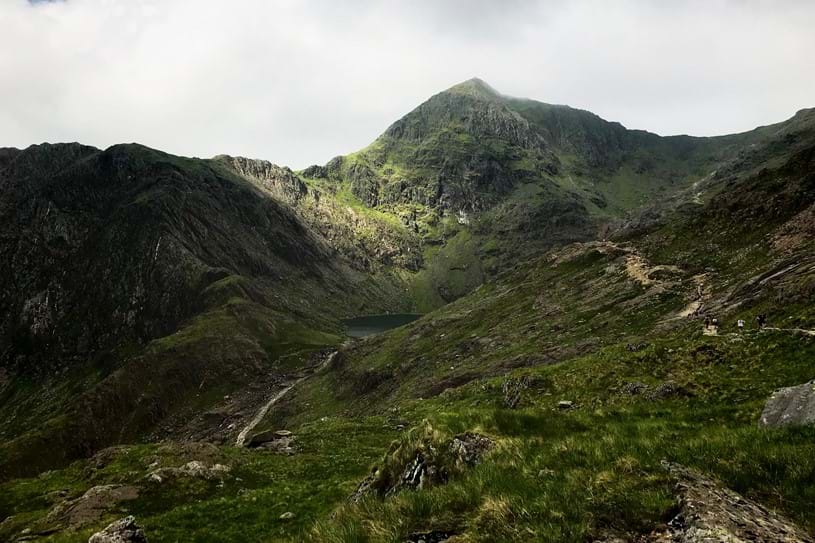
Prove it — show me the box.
[703,313,766,333]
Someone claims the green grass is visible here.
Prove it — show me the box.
[310,330,815,542]
[1,419,400,543]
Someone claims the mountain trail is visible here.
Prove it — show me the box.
[590,240,712,322]
[764,327,815,337]
[675,273,711,319]
[235,350,339,447]
[591,241,682,291]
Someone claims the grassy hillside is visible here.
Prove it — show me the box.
[1,81,814,542]
[0,143,409,478]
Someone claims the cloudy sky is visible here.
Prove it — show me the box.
[2,1,814,168]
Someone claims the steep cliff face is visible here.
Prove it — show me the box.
[0,144,341,372]
[215,155,423,272]
[0,143,412,477]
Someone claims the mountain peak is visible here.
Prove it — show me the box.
[445,77,501,100]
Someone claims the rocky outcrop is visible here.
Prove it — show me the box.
[45,485,140,530]
[146,461,230,483]
[760,380,815,427]
[246,429,296,453]
[350,426,494,502]
[502,375,531,409]
[345,162,381,207]
[88,516,147,543]
[214,155,307,204]
[652,463,814,543]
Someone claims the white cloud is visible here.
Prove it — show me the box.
[2,0,814,168]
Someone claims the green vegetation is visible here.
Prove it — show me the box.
[313,331,815,542]
[2,81,815,541]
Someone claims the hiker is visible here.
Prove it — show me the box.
[737,319,745,332]
[756,314,766,329]
[704,316,711,330]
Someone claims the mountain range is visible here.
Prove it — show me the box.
[1,79,814,542]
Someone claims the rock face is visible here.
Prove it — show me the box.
[760,380,815,427]
[656,463,814,543]
[218,153,423,272]
[88,516,147,543]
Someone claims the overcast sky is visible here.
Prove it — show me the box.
[2,0,814,168]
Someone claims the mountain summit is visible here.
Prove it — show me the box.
[444,77,503,99]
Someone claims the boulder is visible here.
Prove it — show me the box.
[619,381,648,396]
[88,516,147,543]
[247,429,286,447]
[246,429,297,454]
[146,461,230,483]
[647,382,689,401]
[760,380,815,427]
[449,433,494,467]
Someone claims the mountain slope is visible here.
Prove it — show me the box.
[250,105,815,541]
[299,79,811,308]
[1,80,815,542]
[0,143,411,478]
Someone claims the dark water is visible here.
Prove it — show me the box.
[343,313,422,338]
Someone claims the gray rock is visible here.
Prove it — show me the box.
[47,485,139,530]
[619,381,648,396]
[247,429,286,447]
[655,463,814,542]
[145,461,230,482]
[502,375,531,409]
[279,512,295,520]
[246,429,297,454]
[558,400,574,409]
[647,381,687,400]
[448,432,494,466]
[760,380,815,427]
[350,431,494,502]
[88,516,147,543]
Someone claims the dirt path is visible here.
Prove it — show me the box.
[690,171,716,205]
[235,383,299,446]
[598,241,711,321]
[764,327,815,337]
[235,350,338,447]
